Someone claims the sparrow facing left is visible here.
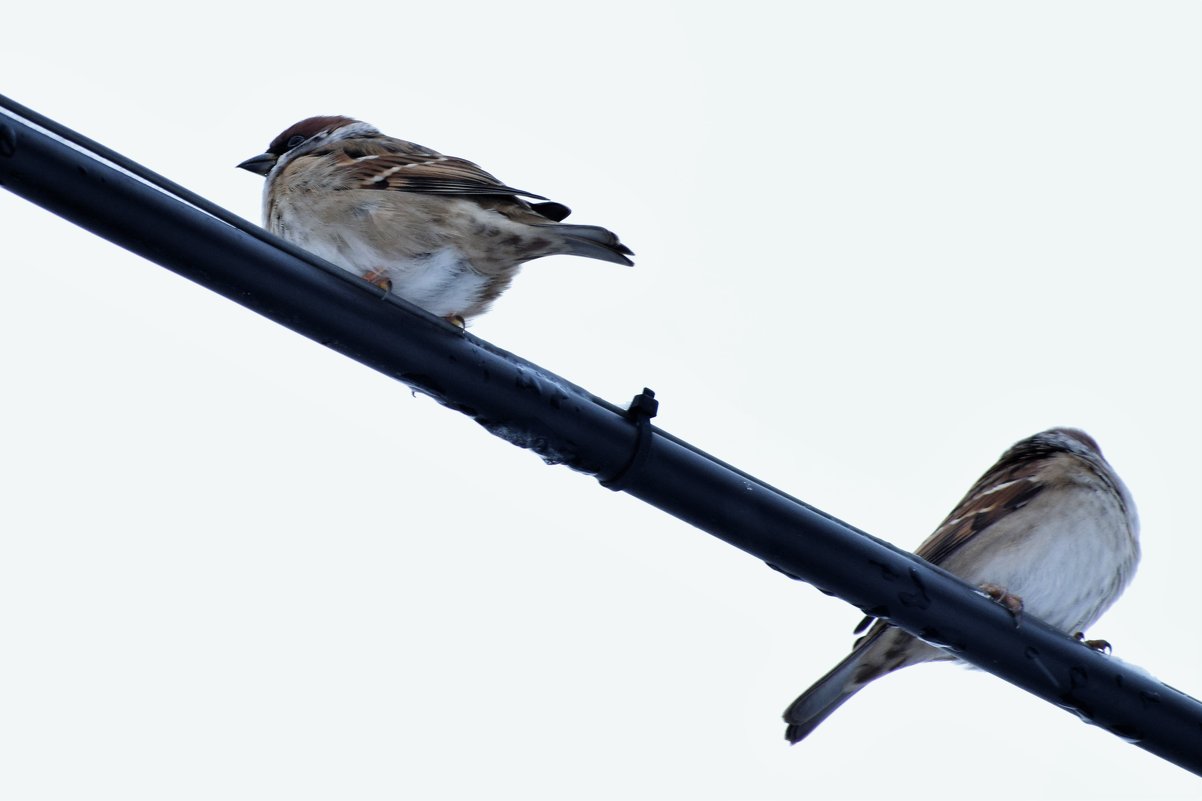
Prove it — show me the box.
[238,116,633,324]
[783,427,1140,743]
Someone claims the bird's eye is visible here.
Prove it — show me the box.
[286,135,306,149]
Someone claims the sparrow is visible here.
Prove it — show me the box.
[237,116,633,325]
[783,427,1140,743]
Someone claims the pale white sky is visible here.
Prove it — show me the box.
[2,2,1200,799]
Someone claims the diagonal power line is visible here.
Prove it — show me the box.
[2,95,1199,776]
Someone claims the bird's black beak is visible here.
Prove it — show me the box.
[236,152,277,176]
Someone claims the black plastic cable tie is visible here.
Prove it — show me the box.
[600,388,658,492]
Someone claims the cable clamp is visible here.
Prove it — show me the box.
[600,387,658,491]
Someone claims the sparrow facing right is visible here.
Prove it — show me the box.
[783,427,1140,743]
[238,116,633,325]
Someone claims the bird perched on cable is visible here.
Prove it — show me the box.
[238,116,633,325]
[783,427,1140,744]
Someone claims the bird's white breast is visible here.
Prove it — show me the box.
[943,485,1138,633]
[266,193,489,319]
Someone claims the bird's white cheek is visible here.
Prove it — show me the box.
[261,184,273,227]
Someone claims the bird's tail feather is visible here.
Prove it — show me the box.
[782,647,875,744]
[539,223,634,267]
[782,625,924,744]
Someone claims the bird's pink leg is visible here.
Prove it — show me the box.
[1074,632,1112,653]
[980,582,1024,620]
[362,268,392,293]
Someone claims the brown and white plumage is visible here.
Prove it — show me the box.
[783,428,1140,744]
[238,116,632,323]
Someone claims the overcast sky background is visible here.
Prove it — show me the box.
[2,3,1200,799]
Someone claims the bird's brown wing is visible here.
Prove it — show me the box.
[851,435,1060,636]
[337,135,549,200]
[914,443,1053,567]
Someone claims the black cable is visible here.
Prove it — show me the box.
[2,96,1199,776]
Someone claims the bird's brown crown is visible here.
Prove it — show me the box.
[267,116,357,155]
